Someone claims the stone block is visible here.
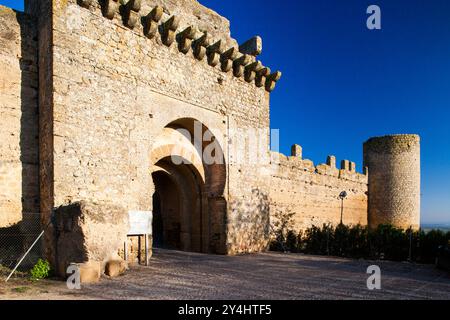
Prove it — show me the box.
[54,201,129,278]
[341,160,350,171]
[239,36,263,56]
[327,155,336,168]
[77,261,101,283]
[291,144,302,158]
[105,260,128,278]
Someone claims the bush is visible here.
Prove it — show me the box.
[269,209,296,252]
[30,259,51,280]
[270,220,449,264]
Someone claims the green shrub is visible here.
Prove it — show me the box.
[269,209,296,252]
[30,259,51,281]
[270,217,449,264]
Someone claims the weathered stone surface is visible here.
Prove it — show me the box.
[54,201,129,277]
[76,261,102,283]
[0,6,38,228]
[105,259,128,277]
[0,0,420,264]
[239,36,262,56]
[269,151,369,231]
[364,135,421,230]
[291,144,303,158]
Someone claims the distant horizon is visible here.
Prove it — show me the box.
[422,222,450,226]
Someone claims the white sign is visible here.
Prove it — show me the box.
[128,211,153,236]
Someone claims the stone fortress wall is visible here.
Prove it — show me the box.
[22,0,281,260]
[269,146,369,231]
[0,7,39,227]
[0,0,421,275]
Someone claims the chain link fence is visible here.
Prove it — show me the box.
[0,213,43,281]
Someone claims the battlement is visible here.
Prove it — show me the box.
[364,134,420,155]
[66,0,281,92]
[269,144,369,231]
[270,144,368,184]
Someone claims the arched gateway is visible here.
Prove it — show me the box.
[150,118,227,254]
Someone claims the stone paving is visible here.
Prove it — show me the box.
[2,249,450,300]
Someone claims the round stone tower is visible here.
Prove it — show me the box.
[363,135,421,230]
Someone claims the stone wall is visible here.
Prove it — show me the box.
[269,148,368,231]
[364,135,421,230]
[37,0,276,256]
[0,1,421,261]
[53,201,129,279]
[0,6,38,227]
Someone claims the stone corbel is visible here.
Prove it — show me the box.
[143,6,163,39]
[192,32,211,61]
[127,0,141,11]
[265,71,282,92]
[123,0,141,29]
[78,0,93,8]
[233,54,251,78]
[177,26,196,54]
[102,0,120,20]
[244,61,263,83]
[239,36,263,57]
[255,67,271,88]
[220,47,239,72]
[207,40,225,67]
[162,16,180,47]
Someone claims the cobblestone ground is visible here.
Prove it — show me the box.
[1,249,450,300]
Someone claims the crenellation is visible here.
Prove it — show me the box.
[239,36,262,57]
[269,150,368,230]
[291,144,303,158]
[327,155,336,168]
[363,166,369,175]
[72,0,281,92]
[341,159,350,171]
[349,161,356,173]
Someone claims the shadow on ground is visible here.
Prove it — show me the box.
[1,249,449,300]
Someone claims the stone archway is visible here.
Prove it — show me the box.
[150,118,227,254]
[152,157,206,252]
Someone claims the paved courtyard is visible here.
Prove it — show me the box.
[1,249,450,300]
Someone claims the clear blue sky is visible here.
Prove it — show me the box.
[3,0,450,224]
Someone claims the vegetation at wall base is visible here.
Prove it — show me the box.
[270,219,450,264]
[30,259,51,281]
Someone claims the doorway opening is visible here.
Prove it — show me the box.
[151,158,206,252]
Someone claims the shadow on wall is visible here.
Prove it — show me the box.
[0,10,40,270]
[18,11,40,225]
[228,188,270,254]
